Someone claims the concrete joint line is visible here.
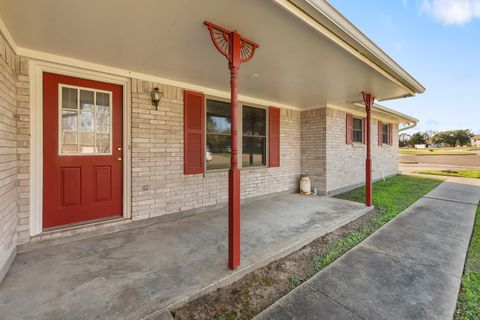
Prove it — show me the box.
[360,243,463,280]
[306,283,366,320]
[392,221,468,243]
[422,196,479,206]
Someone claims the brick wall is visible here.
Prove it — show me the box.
[15,57,30,244]
[300,108,326,194]
[131,79,301,220]
[325,107,399,194]
[0,33,18,277]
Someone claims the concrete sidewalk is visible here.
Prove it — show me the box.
[255,178,480,320]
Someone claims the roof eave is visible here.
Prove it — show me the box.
[276,0,425,95]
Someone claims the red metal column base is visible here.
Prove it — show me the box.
[365,158,372,207]
[228,167,241,270]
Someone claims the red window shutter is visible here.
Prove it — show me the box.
[184,90,205,174]
[346,114,353,144]
[362,117,366,144]
[268,107,280,167]
[378,120,383,146]
[388,124,393,145]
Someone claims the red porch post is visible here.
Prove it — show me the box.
[204,22,259,270]
[362,92,374,207]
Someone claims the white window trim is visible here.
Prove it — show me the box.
[29,60,132,236]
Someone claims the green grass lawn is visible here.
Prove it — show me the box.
[311,175,443,271]
[456,204,480,320]
[416,170,480,179]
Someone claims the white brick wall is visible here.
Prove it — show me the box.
[131,79,301,220]
[15,57,30,244]
[0,33,18,276]
[325,107,399,193]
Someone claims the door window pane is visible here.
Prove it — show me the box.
[96,105,110,133]
[96,134,111,153]
[59,85,112,155]
[80,111,94,132]
[80,90,94,111]
[62,87,78,109]
[242,106,266,167]
[61,110,78,131]
[61,133,78,154]
[79,132,95,153]
[206,99,231,170]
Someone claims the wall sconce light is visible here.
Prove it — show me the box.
[151,87,162,109]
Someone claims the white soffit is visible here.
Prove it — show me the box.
[0,0,422,109]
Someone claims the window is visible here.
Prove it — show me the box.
[59,85,112,155]
[352,118,363,143]
[206,99,231,170]
[242,106,266,167]
[382,124,389,144]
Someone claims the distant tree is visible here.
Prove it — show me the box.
[432,130,474,147]
[409,132,427,146]
[398,133,410,148]
[454,129,474,146]
[423,130,437,145]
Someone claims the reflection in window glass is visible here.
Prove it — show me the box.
[242,106,266,167]
[59,86,112,155]
[80,90,94,111]
[353,118,363,143]
[62,87,77,109]
[80,111,94,132]
[382,124,389,144]
[206,99,231,170]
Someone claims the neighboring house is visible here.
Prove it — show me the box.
[0,0,423,278]
[471,134,480,147]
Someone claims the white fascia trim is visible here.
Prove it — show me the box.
[349,102,418,125]
[326,104,409,125]
[17,47,302,111]
[351,102,418,124]
[372,103,419,124]
[273,0,420,96]
[0,16,18,54]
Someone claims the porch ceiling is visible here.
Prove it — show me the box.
[1,0,419,108]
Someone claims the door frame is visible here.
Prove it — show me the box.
[30,60,132,236]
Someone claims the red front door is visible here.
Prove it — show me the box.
[43,73,123,228]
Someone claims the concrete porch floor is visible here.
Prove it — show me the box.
[0,193,371,320]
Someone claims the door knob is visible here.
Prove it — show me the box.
[117,157,122,161]
[117,147,122,151]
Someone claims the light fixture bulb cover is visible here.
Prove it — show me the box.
[151,87,161,107]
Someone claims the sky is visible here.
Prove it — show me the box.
[328,0,480,134]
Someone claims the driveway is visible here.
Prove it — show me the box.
[255,178,480,320]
